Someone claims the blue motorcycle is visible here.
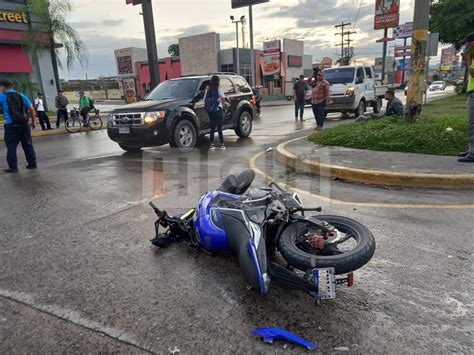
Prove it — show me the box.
[149,170,376,301]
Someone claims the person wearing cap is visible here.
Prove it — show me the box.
[459,32,474,163]
[0,79,38,173]
[382,88,404,117]
[79,91,91,125]
[55,90,69,128]
[34,92,52,131]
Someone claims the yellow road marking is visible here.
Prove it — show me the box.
[249,151,474,209]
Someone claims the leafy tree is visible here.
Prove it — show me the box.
[24,0,88,94]
[430,0,474,46]
[168,43,180,57]
[12,75,40,101]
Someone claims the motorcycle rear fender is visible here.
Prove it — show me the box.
[219,208,269,295]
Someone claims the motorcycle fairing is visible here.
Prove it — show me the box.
[219,208,269,295]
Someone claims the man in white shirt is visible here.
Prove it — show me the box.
[34,92,52,130]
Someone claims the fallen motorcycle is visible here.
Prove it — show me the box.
[149,170,376,302]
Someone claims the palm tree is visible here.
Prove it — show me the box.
[24,0,88,94]
[12,75,41,101]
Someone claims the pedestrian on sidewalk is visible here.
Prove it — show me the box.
[459,32,474,163]
[0,79,38,173]
[55,90,69,128]
[294,75,308,121]
[34,92,52,130]
[204,75,226,150]
[311,70,330,131]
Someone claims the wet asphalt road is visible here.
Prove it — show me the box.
[1,92,472,354]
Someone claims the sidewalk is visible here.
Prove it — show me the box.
[275,137,474,189]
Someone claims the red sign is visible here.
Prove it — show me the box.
[395,51,411,58]
[287,55,302,67]
[117,56,133,75]
[374,0,400,30]
[231,0,269,9]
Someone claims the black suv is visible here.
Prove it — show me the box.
[107,74,255,151]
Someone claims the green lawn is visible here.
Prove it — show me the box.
[309,95,468,156]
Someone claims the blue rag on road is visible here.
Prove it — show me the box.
[252,327,317,350]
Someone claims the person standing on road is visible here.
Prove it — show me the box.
[204,75,226,150]
[0,79,37,173]
[34,92,52,131]
[293,75,308,121]
[79,91,91,126]
[55,90,69,128]
[311,70,330,131]
[459,32,474,163]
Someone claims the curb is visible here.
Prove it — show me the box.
[274,137,474,189]
[0,126,107,141]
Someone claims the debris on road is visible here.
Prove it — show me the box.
[252,327,317,350]
[168,346,180,354]
[266,147,273,152]
[334,346,350,351]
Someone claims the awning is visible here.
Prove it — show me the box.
[170,62,181,79]
[0,44,32,73]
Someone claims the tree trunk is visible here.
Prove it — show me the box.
[49,34,61,95]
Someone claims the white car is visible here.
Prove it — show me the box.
[429,81,446,91]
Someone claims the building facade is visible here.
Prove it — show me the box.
[0,0,56,109]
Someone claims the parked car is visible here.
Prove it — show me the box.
[107,74,255,151]
[323,66,387,116]
[429,81,446,91]
[404,82,427,96]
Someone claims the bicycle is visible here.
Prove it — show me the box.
[65,107,103,133]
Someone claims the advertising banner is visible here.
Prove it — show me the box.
[374,0,400,30]
[287,55,302,68]
[440,46,457,66]
[393,22,413,39]
[231,0,269,9]
[117,56,133,75]
[262,40,281,76]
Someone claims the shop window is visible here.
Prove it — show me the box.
[221,64,234,73]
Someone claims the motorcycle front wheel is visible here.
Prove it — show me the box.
[278,215,376,275]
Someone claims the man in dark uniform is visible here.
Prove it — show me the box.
[0,79,38,173]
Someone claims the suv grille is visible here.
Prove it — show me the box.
[111,113,143,125]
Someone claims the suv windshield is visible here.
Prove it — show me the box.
[146,79,199,100]
[324,68,355,84]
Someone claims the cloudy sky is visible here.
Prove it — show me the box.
[59,0,447,79]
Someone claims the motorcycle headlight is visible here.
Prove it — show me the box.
[345,87,355,97]
[144,111,166,124]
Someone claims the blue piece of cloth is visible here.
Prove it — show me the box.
[0,89,32,124]
[252,327,317,350]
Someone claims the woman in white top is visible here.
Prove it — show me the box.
[204,75,226,150]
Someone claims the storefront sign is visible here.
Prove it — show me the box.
[262,40,280,76]
[0,11,28,24]
[393,22,413,39]
[287,55,302,68]
[117,56,133,75]
[231,0,269,9]
[374,0,400,30]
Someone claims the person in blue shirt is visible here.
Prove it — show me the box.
[0,79,38,173]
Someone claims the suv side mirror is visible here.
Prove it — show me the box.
[193,91,204,102]
[356,76,364,85]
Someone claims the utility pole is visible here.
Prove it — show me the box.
[249,5,255,86]
[406,0,430,121]
[230,15,245,76]
[335,22,351,66]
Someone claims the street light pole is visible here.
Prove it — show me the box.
[249,5,255,87]
[141,0,160,89]
[230,16,245,76]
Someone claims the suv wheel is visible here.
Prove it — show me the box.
[119,144,142,153]
[354,100,366,117]
[235,111,253,138]
[170,120,197,149]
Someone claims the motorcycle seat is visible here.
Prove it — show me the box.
[217,170,255,195]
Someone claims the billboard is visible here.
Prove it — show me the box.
[374,0,400,30]
[440,46,458,67]
[262,40,280,76]
[231,0,269,9]
[288,55,302,67]
[393,22,413,39]
[117,56,133,75]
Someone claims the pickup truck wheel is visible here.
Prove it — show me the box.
[235,111,253,138]
[119,144,142,153]
[354,100,366,117]
[170,120,197,149]
[373,97,382,114]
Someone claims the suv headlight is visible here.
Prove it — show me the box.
[345,87,355,97]
[144,111,166,124]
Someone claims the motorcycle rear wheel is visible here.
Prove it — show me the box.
[278,215,376,275]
